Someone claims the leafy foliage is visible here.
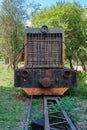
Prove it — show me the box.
[0,0,27,64]
[66,71,87,98]
[32,2,87,69]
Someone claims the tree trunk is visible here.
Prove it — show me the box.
[68,56,73,69]
[5,57,9,64]
[80,58,86,71]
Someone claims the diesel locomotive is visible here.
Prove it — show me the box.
[14,25,77,95]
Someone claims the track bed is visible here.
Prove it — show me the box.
[25,96,79,130]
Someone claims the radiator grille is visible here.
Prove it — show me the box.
[26,33,63,68]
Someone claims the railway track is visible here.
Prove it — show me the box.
[24,96,80,130]
[25,96,33,130]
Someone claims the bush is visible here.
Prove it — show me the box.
[66,71,87,98]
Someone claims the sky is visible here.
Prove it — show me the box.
[31,0,87,7]
[0,0,87,24]
[25,0,87,25]
[0,0,87,7]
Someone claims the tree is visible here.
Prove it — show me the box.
[31,2,87,70]
[0,0,28,65]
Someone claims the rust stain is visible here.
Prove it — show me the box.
[45,69,51,77]
[39,77,51,87]
[22,88,69,95]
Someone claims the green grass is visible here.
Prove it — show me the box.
[60,96,81,122]
[48,97,80,123]
[84,108,87,114]
[31,99,43,120]
[0,63,26,129]
[65,71,87,98]
[29,98,43,129]
[0,62,87,129]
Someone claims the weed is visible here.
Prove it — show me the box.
[31,99,43,120]
[0,61,87,129]
[60,97,81,123]
[66,71,87,99]
[0,62,26,129]
[60,96,80,111]
[47,96,80,123]
[84,108,87,114]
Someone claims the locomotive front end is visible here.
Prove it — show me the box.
[14,26,77,95]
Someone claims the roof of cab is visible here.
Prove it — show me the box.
[25,26,64,34]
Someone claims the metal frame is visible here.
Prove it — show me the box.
[26,33,63,68]
[44,96,78,130]
[25,27,64,34]
[24,96,79,130]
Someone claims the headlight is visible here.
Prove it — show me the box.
[21,69,29,78]
[63,70,71,78]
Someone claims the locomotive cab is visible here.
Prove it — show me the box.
[14,25,77,95]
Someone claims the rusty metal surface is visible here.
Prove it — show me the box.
[24,96,79,130]
[22,88,68,95]
[26,33,63,68]
[25,27,64,34]
[14,68,77,88]
[39,77,51,87]
[44,96,78,130]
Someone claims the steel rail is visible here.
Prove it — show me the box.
[25,96,33,130]
[44,96,79,130]
[55,97,77,130]
[44,96,50,130]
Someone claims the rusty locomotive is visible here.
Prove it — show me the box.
[14,25,77,95]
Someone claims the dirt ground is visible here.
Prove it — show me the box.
[76,100,87,130]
